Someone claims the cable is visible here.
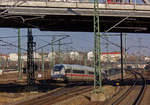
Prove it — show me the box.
[104,16,130,33]
[35,35,70,51]
[100,16,130,48]
[0,34,70,39]
[0,39,26,51]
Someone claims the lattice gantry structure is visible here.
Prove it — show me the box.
[27,28,36,90]
[93,0,102,93]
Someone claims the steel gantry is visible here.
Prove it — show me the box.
[93,0,102,93]
[27,28,36,90]
[51,37,55,67]
[58,40,62,64]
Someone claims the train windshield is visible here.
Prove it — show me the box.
[53,65,64,71]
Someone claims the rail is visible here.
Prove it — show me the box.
[15,83,93,105]
[132,71,146,105]
[111,70,146,105]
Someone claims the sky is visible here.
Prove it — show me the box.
[0,28,150,56]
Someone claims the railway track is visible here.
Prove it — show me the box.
[15,83,93,105]
[111,70,146,105]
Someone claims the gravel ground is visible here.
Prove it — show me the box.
[0,92,42,105]
[54,85,119,105]
[104,71,150,105]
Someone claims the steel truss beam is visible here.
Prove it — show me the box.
[27,28,36,91]
[93,0,102,93]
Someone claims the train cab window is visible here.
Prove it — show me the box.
[73,70,84,74]
[53,65,63,71]
[65,69,71,73]
[88,71,94,75]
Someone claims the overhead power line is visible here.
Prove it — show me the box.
[0,35,70,39]
[35,35,71,51]
[0,39,27,51]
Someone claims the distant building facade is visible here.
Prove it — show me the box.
[9,53,18,61]
[87,51,121,62]
[70,51,80,60]
[0,54,9,60]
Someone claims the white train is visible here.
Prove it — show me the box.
[51,64,109,82]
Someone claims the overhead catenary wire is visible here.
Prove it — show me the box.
[0,39,27,51]
[100,16,130,48]
[0,34,72,53]
[35,35,71,51]
[0,35,71,39]
[104,16,130,33]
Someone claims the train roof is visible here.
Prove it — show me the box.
[54,64,94,71]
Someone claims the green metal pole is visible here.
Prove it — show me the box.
[42,48,44,77]
[84,54,87,66]
[136,53,138,70]
[105,35,109,78]
[51,38,55,67]
[93,0,102,93]
[58,40,62,64]
[49,41,51,69]
[120,32,124,81]
[0,57,1,69]
[18,28,22,80]
[124,34,127,69]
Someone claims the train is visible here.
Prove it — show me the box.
[51,64,121,82]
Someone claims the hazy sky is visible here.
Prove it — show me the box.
[0,28,150,56]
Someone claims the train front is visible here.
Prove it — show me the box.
[51,64,65,81]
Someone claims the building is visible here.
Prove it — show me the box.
[9,52,42,61]
[70,51,80,60]
[21,53,27,61]
[87,51,93,61]
[34,52,41,59]
[48,52,57,61]
[87,51,121,62]
[101,52,121,62]
[0,54,9,60]
[9,53,18,61]
[144,56,150,61]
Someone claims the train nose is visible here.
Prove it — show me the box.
[51,71,64,78]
